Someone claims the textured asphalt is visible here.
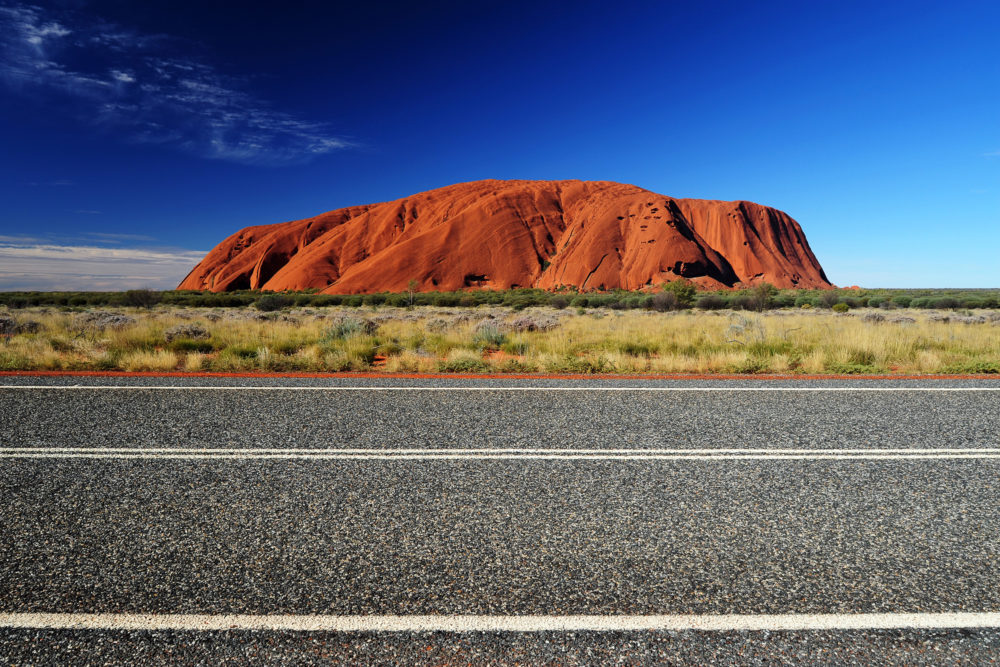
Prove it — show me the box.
[2,377,1000,664]
[2,376,1000,450]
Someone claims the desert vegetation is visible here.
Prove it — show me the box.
[2,299,999,374]
[2,285,1000,312]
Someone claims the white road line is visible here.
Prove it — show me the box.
[3,447,1000,460]
[1,612,999,632]
[0,385,999,392]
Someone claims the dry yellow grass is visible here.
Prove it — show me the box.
[0,305,998,374]
[119,350,179,372]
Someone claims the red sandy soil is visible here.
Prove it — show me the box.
[178,180,831,293]
[3,371,996,381]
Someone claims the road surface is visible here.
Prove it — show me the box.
[2,376,999,664]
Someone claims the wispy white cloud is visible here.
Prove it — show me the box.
[83,231,158,242]
[0,234,47,244]
[985,150,1000,157]
[0,242,205,290]
[0,4,351,165]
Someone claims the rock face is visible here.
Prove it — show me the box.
[179,180,830,293]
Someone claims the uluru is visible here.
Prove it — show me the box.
[178,179,830,293]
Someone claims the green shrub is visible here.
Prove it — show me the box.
[770,293,796,309]
[732,357,770,374]
[164,323,210,342]
[819,291,840,308]
[223,345,258,359]
[271,340,304,355]
[662,280,697,308]
[122,289,162,309]
[323,318,378,340]
[379,341,404,356]
[697,294,726,310]
[472,322,507,350]
[255,294,292,311]
[730,295,756,311]
[549,296,569,309]
[437,358,490,373]
[168,339,214,353]
[793,295,816,308]
[311,295,342,307]
[544,355,611,374]
[832,302,850,313]
[943,361,1000,374]
[930,297,960,309]
[650,292,679,312]
[891,295,912,308]
[496,359,538,373]
[617,340,658,357]
[383,294,408,307]
[501,340,529,355]
[826,362,884,374]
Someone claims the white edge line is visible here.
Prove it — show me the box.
[3,447,998,454]
[1,612,999,632]
[4,452,1000,460]
[1,385,1000,392]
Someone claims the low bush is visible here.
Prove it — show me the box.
[826,362,884,375]
[222,344,258,359]
[650,292,679,312]
[168,339,215,353]
[662,280,697,308]
[122,289,162,309]
[73,312,135,331]
[549,296,569,309]
[0,316,40,335]
[731,357,770,374]
[818,291,840,308]
[255,293,293,312]
[164,324,210,342]
[697,294,726,310]
[891,295,912,308]
[929,297,960,309]
[500,340,529,355]
[617,340,658,357]
[793,295,815,308]
[472,321,506,349]
[943,361,1000,374]
[437,357,490,373]
[544,355,612,374]
[323,317,378,339]
[508,315,559,332]
[496,359,538,373]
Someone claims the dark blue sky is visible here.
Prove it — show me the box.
[1,0,998,289]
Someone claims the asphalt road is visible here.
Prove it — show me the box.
[2,377,1000,664]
